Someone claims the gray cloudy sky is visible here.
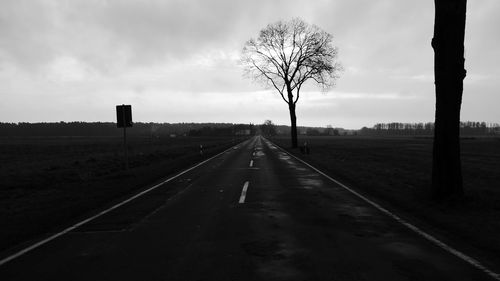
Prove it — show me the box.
[1,0,499,128]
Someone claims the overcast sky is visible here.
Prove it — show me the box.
[1,0,499,129]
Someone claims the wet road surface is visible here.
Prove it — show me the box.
[0,136,496,280]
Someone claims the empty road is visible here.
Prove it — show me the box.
[0,136,496,280]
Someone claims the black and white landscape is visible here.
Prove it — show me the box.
[1,1,499,280]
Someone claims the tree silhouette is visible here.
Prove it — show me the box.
[260,120,277,136]
[242,18,341,148]
[431,0,467,200]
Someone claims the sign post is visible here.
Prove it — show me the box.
[116,104,133,170]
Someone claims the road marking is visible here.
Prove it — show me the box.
[239,181,250,204]
[0,140,250,267]
[232,168,259,170]
[267,138,500,281]
[249,160,254,167]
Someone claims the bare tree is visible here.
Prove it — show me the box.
[260,119,277,136]
[431,0,467,200]
[241,18,341,148]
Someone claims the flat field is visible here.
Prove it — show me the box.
[273,136,500,262]
[0,135,242,252]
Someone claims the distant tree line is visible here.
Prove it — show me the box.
[305,126,342,136]
[359,121,500,136]
[187,124,255,137]
[0,122,255,137]
[260,120,277,136]
[259,121,348,137]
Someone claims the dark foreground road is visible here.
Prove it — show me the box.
[0,136,497,281]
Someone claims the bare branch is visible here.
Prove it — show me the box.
[241,18,342,105]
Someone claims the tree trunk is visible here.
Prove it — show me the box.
[431,0,467,201]
[289,102,298,148]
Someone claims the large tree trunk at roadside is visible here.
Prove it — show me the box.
[431,0,467,201]
[289,103,298,148]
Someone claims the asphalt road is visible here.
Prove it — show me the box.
[0,136,496,281]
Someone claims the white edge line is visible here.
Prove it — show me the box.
[267,138,500,281]
[239,181,249,204]
[0,141,247,267]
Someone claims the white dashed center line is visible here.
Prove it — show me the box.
[239,181,249,203]
[249,160,254,167]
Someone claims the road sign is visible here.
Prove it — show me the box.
[116,105,132,128]
[116,104,132,169]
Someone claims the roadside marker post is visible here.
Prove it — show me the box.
[116,104,133,170]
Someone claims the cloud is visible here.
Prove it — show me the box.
[0,0,499,127]
[390,74,434,82]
